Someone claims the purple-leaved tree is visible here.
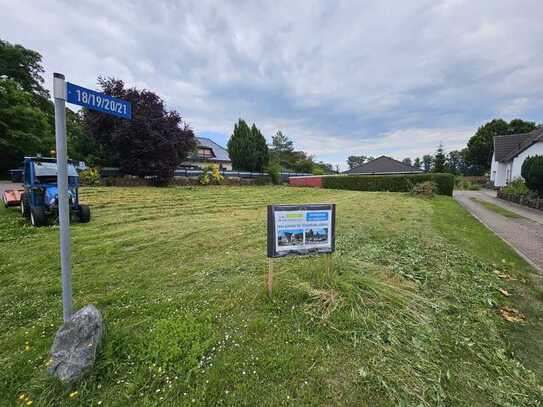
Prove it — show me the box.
[85,77,196,185]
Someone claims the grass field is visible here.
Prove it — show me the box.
[1,186,542,406]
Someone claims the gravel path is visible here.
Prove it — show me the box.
[454,190,543,272]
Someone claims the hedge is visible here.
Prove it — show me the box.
[322,173,454,196]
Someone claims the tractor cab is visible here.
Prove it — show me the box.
[20,157,91,227]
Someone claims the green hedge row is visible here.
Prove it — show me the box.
[322,173,454,196]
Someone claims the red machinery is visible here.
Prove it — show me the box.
[2,189,23,208]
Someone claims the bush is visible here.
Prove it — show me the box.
[199,169,210,185]
[79,168,101,186]
[410,181,435,197]
[322,173,454,196]
[521,155,543,195]
[266,162,282,185]
[502,178,530,199]
[209,164,224,185]
[312,166,325,175]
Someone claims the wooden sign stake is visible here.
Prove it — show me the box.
[325,252,332,275]
[267,257,274,297]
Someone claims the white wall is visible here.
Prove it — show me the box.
[491,152,509,187]
[511,142,543,180]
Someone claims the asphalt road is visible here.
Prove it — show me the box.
[454,190,543,272]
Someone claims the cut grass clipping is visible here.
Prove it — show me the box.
[470,197,524,219]
[1,186,542,405]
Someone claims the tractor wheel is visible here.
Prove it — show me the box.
[30,206,47,227]
[78,204,91,223]
[20,193,30,218]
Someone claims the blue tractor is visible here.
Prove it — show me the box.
[20,157,91,227]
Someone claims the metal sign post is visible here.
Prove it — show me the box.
[52,73,132,321]
[53,73,72,321]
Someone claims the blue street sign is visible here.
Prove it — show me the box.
[66,82,132,119]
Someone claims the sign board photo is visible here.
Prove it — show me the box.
[267,204,336,258]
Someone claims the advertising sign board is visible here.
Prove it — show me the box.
[267,204,336,258]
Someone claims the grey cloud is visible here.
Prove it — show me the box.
[1,0,542,168]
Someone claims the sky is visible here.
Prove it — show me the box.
[2,0,543,170]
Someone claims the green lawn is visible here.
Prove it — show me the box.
[1,186,542,406]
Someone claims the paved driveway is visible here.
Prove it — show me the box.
[454,190,543,272]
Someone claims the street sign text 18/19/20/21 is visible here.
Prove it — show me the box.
[66,82,132,119]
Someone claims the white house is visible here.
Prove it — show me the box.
[490,126,543,187]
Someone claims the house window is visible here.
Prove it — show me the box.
[197,147,215,159]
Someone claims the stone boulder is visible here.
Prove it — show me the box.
[48,304,103,383]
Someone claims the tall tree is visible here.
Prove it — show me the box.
[227,119,269,172]
[445,150,463,175]
[422,155,433,172]
[347,155,367,169]
[250,123,270,172]
[465,118,537,173]
[413,157,422,169]
[270,131,293,156]
[0,78,54,175]
[0,39,58,176]
[432,143,446,173]
[401,157,412,167]
[85,77,196,184]
[0,39,49,97]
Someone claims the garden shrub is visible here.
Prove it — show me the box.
[199,168,210,185]
[410,181,436,197]
[322,173,454,196]
[266,162,282,185]
[502,178,530,199]
[199,164,224,185]
[79,167,101,186]
[209,164,224,185]
[521,155,543,195]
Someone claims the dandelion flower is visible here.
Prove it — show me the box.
[69,391,79,398]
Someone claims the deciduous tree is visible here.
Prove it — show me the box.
[85,77,196,184]
[0,39,49,97]
[422,155,433,172]
[0,78,53,176]
[347,155,367,169]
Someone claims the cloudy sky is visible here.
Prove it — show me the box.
[2,0,543,169]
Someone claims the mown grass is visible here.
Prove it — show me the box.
[1,186,542,406]
[470,197,524,219]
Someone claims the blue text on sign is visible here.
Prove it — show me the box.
[306,212,328,221]
[66,82,132,119]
